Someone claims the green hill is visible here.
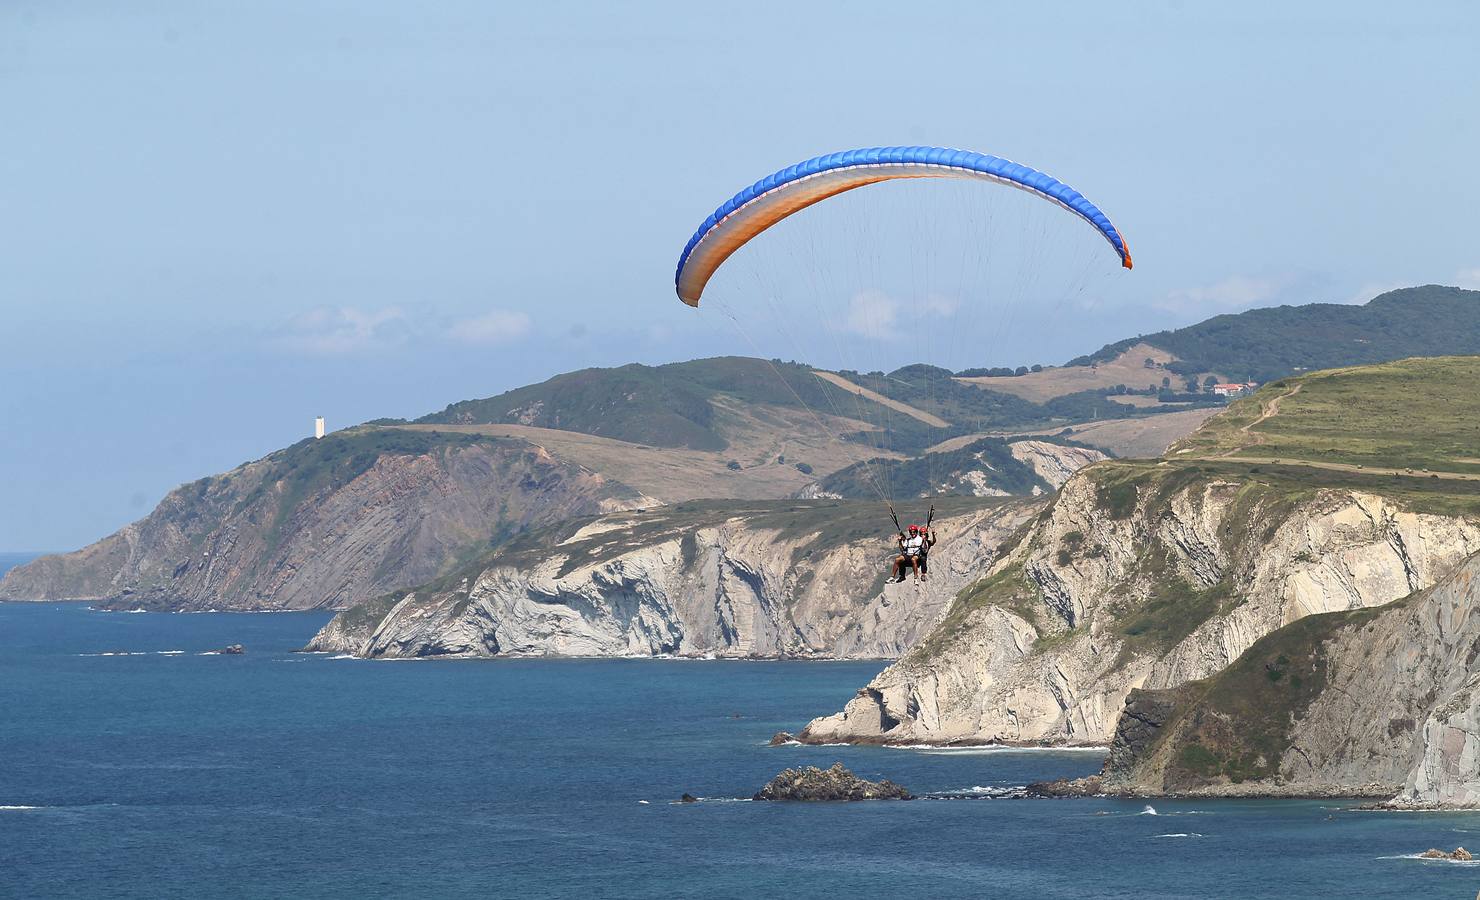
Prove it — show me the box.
[415,356,1188,456]
[1071,285,1480,382]
[1173,355,1480,476]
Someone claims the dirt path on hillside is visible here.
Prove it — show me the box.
[812,371,950,428]
[1217,455,1480,482]
[1213,381,1302,457]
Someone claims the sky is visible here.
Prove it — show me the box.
[3,0,1479,549]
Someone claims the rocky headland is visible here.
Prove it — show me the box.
[305,497,1042,659]
[799,465,1480,747]
[0,429,652,611]
[1095,550,1480,805]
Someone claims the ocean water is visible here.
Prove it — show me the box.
[3,603,1480,898]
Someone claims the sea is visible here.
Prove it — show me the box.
[4,556,1480,897]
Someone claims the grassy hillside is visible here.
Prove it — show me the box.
[1117,602,1386,790]
[231,428,503,555]
[1172,356,1480,476]
[416,356,1198,458]
[1071,285,1480,382]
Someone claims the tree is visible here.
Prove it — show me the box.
[1144,357,1156,369]
[1203,375,1218,389]
[1030,364,1043,373]
[1185,378,1200,393]
[1162,376,1171,388]
[1014,365,1029,376]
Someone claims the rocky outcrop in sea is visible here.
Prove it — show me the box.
[753,763,912,801]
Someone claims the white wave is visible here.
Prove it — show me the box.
[0,805,44,811]
[924,785,1026,798]
[79,651,147,657]
[886,743,1109,754]
[1139,805,1159,816]
[156,650,186,655]
[1378,853,1480,865]
[1156,833,1203,838]
[637,800,650,805]
[327,654,359,660]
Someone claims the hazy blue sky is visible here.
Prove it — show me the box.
[4,0,1479,549]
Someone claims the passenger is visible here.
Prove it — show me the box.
[890,525,926,583]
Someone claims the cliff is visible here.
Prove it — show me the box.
[800,461,1480,747]
[802,357,1480,749]
[0,429,652,610]
[1099,552,1480,806]
[305,497,1044,658]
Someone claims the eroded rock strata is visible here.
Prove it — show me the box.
[1098,551,1480,805]
[307,498,1042,659]
[801,464,1480,747]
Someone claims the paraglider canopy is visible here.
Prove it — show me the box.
[675,146,1131,307]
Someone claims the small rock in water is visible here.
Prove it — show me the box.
[768,732,795,746]
[1025,775,1103,798]
[753,762,912,802]
[1419,847,1472,860]
[679,793,699,803]
[1454,846,1472,861]
[1420,849,1446,859]
[219,644,245,655]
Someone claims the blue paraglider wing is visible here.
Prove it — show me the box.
[675,146,1131,306]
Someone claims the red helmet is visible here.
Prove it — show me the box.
[907,524,919,533]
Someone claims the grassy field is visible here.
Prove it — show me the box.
[956,342,1184,403]
[1174,356,1480,475]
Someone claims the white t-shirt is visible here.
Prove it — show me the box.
[903,535,925,555]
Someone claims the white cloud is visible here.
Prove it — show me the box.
[446,309,532,345]
[843,291,957,339]
[844,290,899,339]
[1157,275,1284,316]
[922,294,961,317]
[1455,268,1480,290]
[272,306,412,354]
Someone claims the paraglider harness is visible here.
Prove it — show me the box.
[889,504,934,574]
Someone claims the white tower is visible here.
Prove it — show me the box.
[314,416,325,439]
